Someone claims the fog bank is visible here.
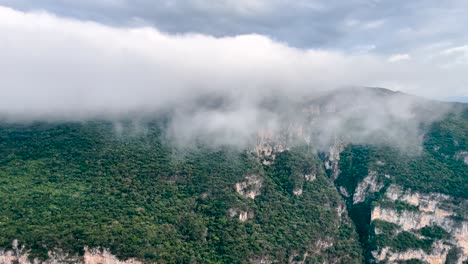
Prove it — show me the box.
[0,6,461,149]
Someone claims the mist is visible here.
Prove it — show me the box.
[0,6,463,150]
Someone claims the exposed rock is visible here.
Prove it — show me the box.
[373,241,453,264]
[304,174,316,182]
[353,171,383,204]
[235,174,263,199]
[0,245,142,264]
[339,186,350,197]
[376,160,385,166]
[255,142,286,162]
[83,248,142,264]
[288,238,334,264]
[371,185,468,263]
[254,129,288,165]
[374,226,383,235]
[289,252,309,264]
[314,239,334,251]
[384,185,453,213]
[293,188,303,196]
[239,211,249,222]
[228,208,254,222]
[324,140,344,180]
[228,208,237,218]
[291,172,317,196]
[372,206,467,239]
[251,256,276,264]
[336,202,348,225]
[454,151,468,164]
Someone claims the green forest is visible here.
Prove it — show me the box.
[0,105,466,263]
[0,121,361,263]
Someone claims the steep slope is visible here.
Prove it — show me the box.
[0,88,466,263]
[0,122,361,263]
[334,107,468,263]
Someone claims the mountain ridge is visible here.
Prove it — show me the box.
[0,88,466,263]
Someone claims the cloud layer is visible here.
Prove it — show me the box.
[1,0,468,55]
[0,6,464,148]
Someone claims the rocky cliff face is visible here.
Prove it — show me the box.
[370,185,468,264]
[352,170,384,204]
[323,140,344,181]
[373,241,457,264]
[455,151,468,165]
[235,174,264,199]
[0,245,142,264]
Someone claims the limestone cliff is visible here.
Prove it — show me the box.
[0,245,142,264]
[352,170,383,204]
[235,174,263,199]
[371,185,468,264]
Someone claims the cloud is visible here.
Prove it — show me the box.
[388,54,411,62]
[441,45,468,56]
[0,6,464,149]
[345,19,385,30]
[1,0,467,52]
[188,0,273,15]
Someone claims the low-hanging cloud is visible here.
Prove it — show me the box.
[0,6,464,149]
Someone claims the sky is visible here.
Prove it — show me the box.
[0,1,466,147]
[1,0,468,54]
[0,0,467,101]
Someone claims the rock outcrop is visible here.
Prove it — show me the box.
[228,208,255,222]
[324,140,344,180]
[0,245,142,264]
[371,185,468,263]
[353,170,384,204]
[255,129,288,165]
[454,151,468,164]
[235,174,263,199]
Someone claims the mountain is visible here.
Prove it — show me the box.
[0,88,466,264]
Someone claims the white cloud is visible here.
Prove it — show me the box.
[352,44,377,53]
[0,5,466,121]
[430,45,468,67]
[441,45,468,55]
[388,53,411,62]
[0,5,464,149]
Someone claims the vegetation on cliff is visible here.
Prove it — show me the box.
[0,121,362,263]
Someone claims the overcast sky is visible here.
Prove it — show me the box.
[2,0,468,54]
[0,1,466,148]
[0,0,467,112]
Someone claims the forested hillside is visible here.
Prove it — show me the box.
[0,121,361,263]
[0,98,466,264]
[335,106,468,263]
